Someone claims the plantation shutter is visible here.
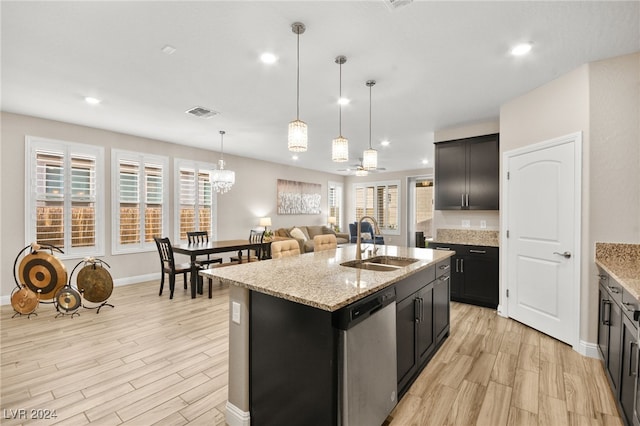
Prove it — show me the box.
[119,160,140,245]
[198,172,212,233]
[145,163,163,242]
[70,155,96,247]
[35,151,65,247]
[179,168,196,240]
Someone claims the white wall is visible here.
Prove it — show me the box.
[0,112,344,300]
[499,51,640,345]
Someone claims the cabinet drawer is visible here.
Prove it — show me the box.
[435,259,451,279]
[601,272,623,305]
[621,288,639,322]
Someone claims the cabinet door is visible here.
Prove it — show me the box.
[467,136,499,210]
[460,254,499,308]
[598,285,611,364]
[450,256,463,300]
[434,141,466,210]
[396,295,418,392]
[434,274,450,342]
[620,315,637,425]
[417,285,435,365]
[609,300,623,393]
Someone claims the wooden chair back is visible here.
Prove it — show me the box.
[187,231,209,244]
[154,237,176,273]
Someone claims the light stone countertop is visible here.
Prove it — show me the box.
[595,242,640,299]
[432,229,499,247]
[201,244,454,312]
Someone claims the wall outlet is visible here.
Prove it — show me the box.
[480,220,487,229]
[462,220,471,228]
[232,301,241,324]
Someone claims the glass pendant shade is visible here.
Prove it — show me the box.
[362,148,378,170]
[211,130,235,194]
[332,136,349,162]
[355,168,368,177]
[288,119,308,152]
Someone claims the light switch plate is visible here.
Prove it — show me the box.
[462,220,471,228]
[480,220,487,229]
[232,301,241,324]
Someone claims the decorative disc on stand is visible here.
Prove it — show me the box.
[54,285,82,318]
[17,245,67,301]
[11,285,40,318]
[71,257,114,314]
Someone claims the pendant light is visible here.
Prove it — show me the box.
[332,55,349,162]
[288,22,307,152]
[210,130,235,194]
[362,80,378,170]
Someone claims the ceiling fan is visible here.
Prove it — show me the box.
[338,158,386,174]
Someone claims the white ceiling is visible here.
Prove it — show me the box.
[2,1,639,175]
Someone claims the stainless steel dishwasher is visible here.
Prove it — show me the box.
[337,287,397,426]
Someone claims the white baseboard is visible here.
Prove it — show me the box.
[1,273,160,306]
[226,402,250,426]
[496,304,508,318]
[577,339,600,359]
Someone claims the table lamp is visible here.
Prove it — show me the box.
[328,216,336,230]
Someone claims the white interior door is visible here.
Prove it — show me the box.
[503,133,581,347]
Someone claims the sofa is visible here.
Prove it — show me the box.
[273,225,349,253]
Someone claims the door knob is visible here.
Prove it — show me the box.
[553,251,572,259]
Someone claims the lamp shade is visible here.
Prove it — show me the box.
[259,217,272,227]
[328,216,337,225]
[332,136,349,162]
[362,148,378,170]
[288,119,308,152]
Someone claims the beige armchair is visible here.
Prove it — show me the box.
[313,234,337,252]
[271,239,301,259]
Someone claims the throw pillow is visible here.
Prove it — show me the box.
[361,232,372,240]
[289,227,307,241]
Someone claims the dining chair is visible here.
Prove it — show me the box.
[187,231,223,267]
[271,239,301,259]
[313,234,337,252]
[230,230,264,263]
[154,236,194,299]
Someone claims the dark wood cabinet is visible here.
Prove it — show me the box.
[428,243,498,309]
[434,133,499,210]
[620,313,637,425]
[395,260,450,398]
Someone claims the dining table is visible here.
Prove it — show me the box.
[172,239,264,298]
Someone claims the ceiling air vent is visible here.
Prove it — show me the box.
[383,0,413,10]
[185,106,219,119]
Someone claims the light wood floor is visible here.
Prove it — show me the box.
[1,280,622,425]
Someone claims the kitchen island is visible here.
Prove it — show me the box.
[202,245,453,426]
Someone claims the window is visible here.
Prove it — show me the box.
[112,150,168,254]
[328,181,343,231]
[25,136,104,258]
[354,180,400,234]
[174,159,217,242]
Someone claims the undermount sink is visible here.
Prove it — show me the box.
[341,256,420,272]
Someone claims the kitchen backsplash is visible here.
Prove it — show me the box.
[434,229,500,247]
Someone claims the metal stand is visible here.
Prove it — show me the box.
[55,310,80,319]
[11,311,38,319]
[82,301,114,314]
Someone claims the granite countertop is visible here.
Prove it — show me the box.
[595,242,640,299]
[201,245,454,312]
[431,229,500,247]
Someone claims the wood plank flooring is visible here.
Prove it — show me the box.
[1,280,623,425]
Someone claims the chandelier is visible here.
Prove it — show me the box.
[211,130,235,194]
[332,55,348,162]
[288,22,308,152]
[362,80,378,170]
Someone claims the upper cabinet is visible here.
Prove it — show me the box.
[434,133,499,210]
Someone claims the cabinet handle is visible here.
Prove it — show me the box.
[466,193,469,207]
[414,298,421,323]
[630,341,637,377]
[460,259,464,273]
[435,247,451,251]
[461,193,465,207]
[598,274,608,280]
[469,249,486,254]
[603,300,612,326]
[439,264,450,270]
[420,297,424,323]
[455,258,459,272]
[440,275,450,281]
[622,302,636,313]
[607,285,621,294]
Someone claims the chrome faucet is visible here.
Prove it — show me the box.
[356,216,381,260]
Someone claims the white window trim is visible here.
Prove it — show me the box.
[111,149,169,255]
[25,135,105,260]
[173,158,218,243]
[352,179,401,236]
[328,180,344,231]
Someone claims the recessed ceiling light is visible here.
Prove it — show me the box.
[510,42,532,56]
[260,52,278,64]
[84,96,101,105]
[161,44,177,55]
[381,140,390,147]
[338,97,350,106]
[292,155,299,160]
[422,159,429,165]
